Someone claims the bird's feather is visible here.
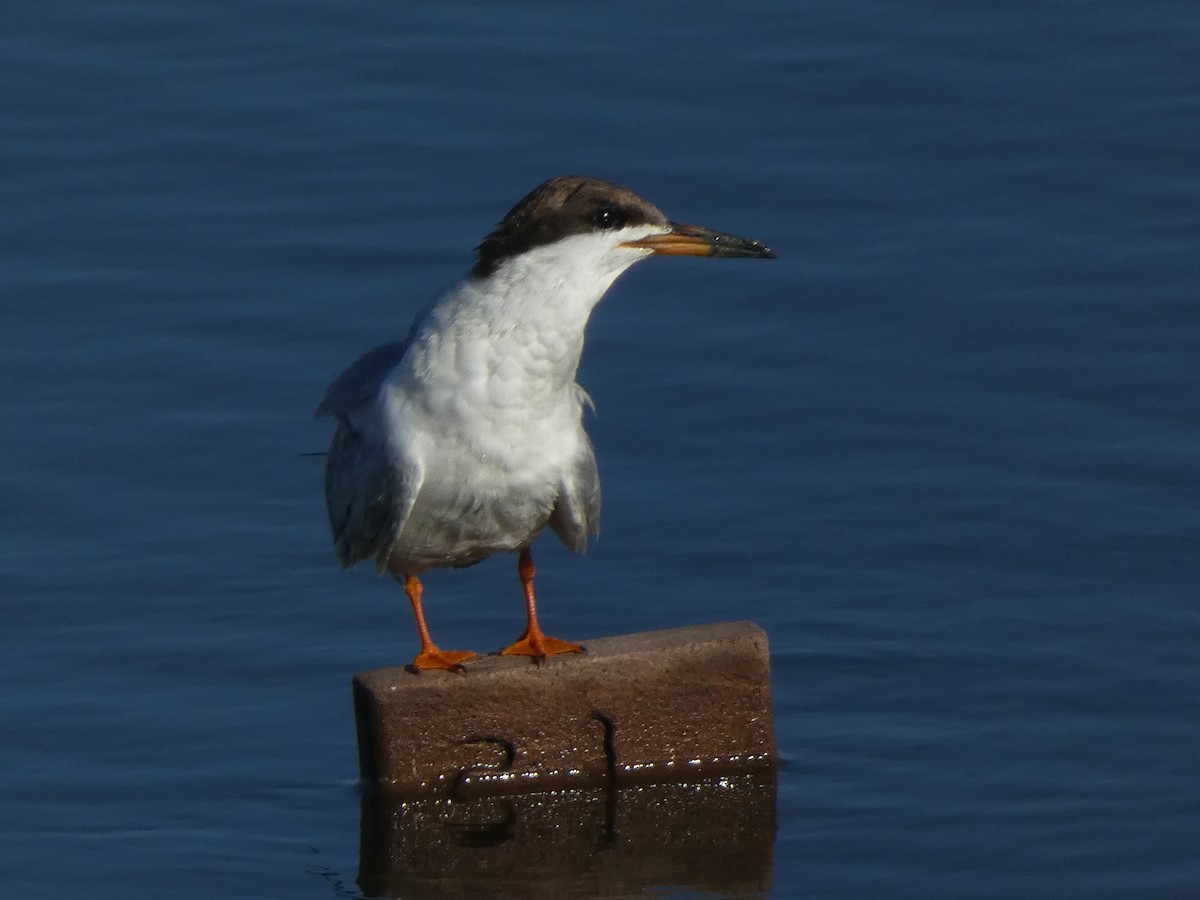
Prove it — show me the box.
[323,416,422,571]
[315,340,410,419]
[319,340,420,570]
[548,429,601,553]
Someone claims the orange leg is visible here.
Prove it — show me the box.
[403,574,477,672]
[500,547,584,661]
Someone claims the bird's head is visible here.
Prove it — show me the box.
[472,175,776,281]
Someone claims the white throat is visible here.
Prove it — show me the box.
[405,226,661,392]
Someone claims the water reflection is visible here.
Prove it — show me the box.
[359,773,776,899]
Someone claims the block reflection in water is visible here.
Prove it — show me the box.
[359,773,776,899]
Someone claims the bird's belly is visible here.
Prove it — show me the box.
[397,479,552,570]
[379,358,590,572]
[388,424,573,572]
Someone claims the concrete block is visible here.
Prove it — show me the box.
[352,620,776,798]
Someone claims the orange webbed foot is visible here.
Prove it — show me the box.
[500,630,584,662]
[411,647,478,673]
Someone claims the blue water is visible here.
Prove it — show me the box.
[3,1,1198,897]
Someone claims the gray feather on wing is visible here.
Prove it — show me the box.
[318,340,419,571]
[548,436,601,554]
[324,417,420,571]
[315,340,410,419]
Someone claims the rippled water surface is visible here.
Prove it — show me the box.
[3,2,1198,897]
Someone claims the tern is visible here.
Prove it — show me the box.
[318,175,775,671]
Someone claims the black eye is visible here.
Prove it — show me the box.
[592,206,627,230]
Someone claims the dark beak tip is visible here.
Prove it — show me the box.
[708,229,777,260]
[728,240,777,260]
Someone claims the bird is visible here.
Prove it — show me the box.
[317,175,775,672]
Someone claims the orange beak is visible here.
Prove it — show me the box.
[621,222,776,259]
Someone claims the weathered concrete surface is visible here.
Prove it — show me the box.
[352,620,776,798]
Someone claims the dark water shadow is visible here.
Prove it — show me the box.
[358,772,776,899]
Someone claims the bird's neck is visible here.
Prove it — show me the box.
[414,240,637,390]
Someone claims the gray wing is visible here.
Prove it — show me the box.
[548,434,601,554]
[318,341,420,571]
[316,340,410,419]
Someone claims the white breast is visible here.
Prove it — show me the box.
[377,306,591,569]
[370,227,655,570]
